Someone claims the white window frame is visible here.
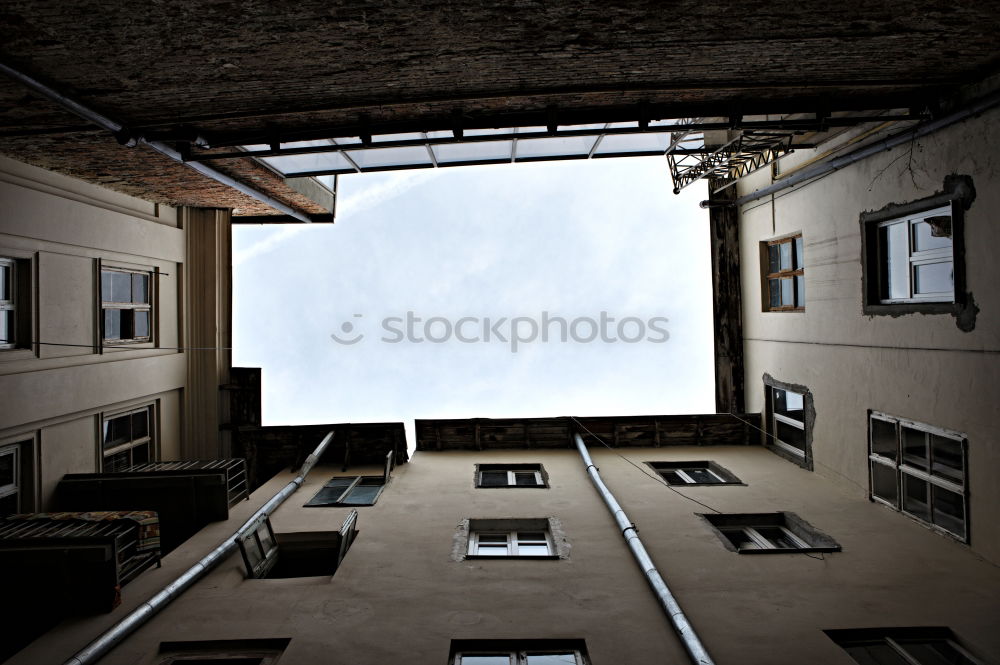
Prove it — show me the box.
[478,469,543,487]
[672,467,725,484]
[829,628,985,665]
[868,411,968,542]
[876,205,954,304]
[718,525,809,551]
[101,405,156,472]
[100,265,153,345]
[771,386,806,458]
[455,650,586,665]
[467,529,554,557]
[0,443,20,514]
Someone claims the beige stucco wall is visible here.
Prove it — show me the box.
[13,445,999,665]
[736,106,1000,564]
[0,155,188,507]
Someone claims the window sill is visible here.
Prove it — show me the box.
[863,302,956,316]
[464,555,560,560]
[474,485,549,489]
[736,546,840,554]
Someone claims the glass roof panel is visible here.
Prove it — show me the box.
[515,126,548,135]
[465,128,512,137]
[606,121,640,129]
[261,151,355,174]
[345,146,433,169]
[433,140,512,163]
[593,132,673,155]
[515,136,598,159]
[372,132,425,143]
[560,123,608,132]
[425,130,453,140]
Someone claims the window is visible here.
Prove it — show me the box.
[861,175,975,320]
[451,640,589,665]
[0,444,20,515]
[648,461,741,485]
[304,475,385,506]
[0,255,31,350]
[702,512,840,553]
[476,463,546,488]
[156,638,290,665]
[826,628,985,665]
[102,405,155,472]
[761,234,804,310]
[764,376,813,470]
[875,205,954,304]
[101,267,152,344]
[238,512,358,579]
[868,412,967,541]
[459,518,565,559]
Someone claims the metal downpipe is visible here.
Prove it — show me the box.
[727,88,1000,207]
[62,431,336,665]
[573,433,715,665]
[0,61,313,223]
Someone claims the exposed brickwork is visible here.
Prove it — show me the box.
[0,0,998,214]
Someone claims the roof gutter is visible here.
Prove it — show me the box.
[573,432,715,665]
[719,88,1000,208]
[0,61,313,223]
[61,430,336,665]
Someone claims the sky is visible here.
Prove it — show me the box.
[232,157,714,448]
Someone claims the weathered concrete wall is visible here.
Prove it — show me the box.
[736,106,1000,563]
[12,446,999,665]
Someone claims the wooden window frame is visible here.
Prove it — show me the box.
[760,234,804,312]
[100,265,154,346]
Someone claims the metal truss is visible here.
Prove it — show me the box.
[666,129,797,194]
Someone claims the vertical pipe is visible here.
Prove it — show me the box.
[573,433,715,665]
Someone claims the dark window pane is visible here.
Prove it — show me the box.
[870,418,898,460]
[526,653,578,665]
[913,261,953,296]
[774,389,804,421]
[721,527,758,550]
[661,470,685,484]
[0,493,17,516]
[768,278,781,307]
[755,526,801,549]
[902,474,930,522]
[342,483,382,505]
[131,410,149,440]
[304,477,354,506]
[768,244,780,273]
[794,236,804,269]
[104,450,130,472]
[795,274,805,306]
[930,435,963,484]
[0,450,15,486]
[480,470,508,487]
[477,533,508,544]
[517,532,546,541]
[120,309,135,339]
[932,486,965,538]
[779,241,792,270]
[132,273,149,303]
[131,442,150,466]
[871,462,898,506]
[683,468,722,484]
[103,414,131,449]
[514,471,539,486]
[780,277,793,305]
[110,271,131,303]
[775,420,806,453]
[901,427,928,470]
[844,643,910,665]
[104,309,122,340]
[134,310,150,338]
[899,639,975,665]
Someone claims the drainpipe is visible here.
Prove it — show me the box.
[62,430,336,665]
[702,88,1000,208]
[573,433,715,665]
[0,61,313,223]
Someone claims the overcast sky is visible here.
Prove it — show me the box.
[232,157,714,448]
